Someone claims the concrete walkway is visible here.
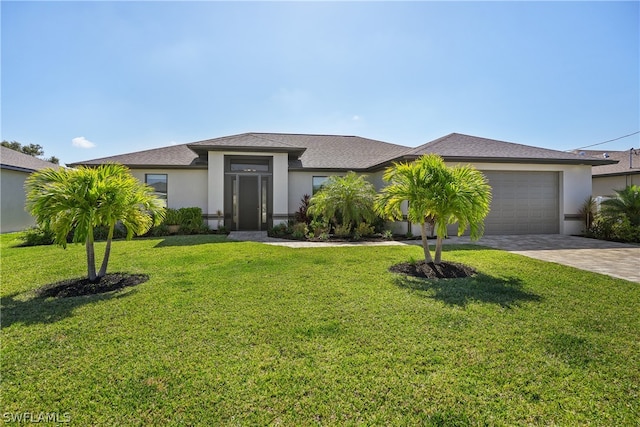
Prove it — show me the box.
[227,232,640,283]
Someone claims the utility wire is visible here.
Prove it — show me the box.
[572,131,640,150]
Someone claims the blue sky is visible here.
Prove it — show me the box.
[2,1,639,165]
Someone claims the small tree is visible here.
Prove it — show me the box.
[376,154,492,264]
[26,164,165,282]
[578,196,597,232]
[307,172,377,230]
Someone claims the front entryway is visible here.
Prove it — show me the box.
[238,175,260,230]
[224,156,273,231]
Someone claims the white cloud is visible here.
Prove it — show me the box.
[352,115,361,121]
[71,136,96,149]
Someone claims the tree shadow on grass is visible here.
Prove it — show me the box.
[1,287,136,329]
[392,273,542,308]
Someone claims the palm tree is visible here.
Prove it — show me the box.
[601,185,640,226]
[375,154,492,264]
[25,164,165,282]
[307,171,377,230]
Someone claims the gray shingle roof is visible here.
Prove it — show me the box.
[409,133,615,165]
[70,132,617,170]
[72,133,411,170]
[254,133,410,169]
[188,133,306,153]
[69,144,201,168]
[580,149,640,176]
[0,146,61,172]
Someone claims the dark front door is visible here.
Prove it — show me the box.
[238,175,259,230]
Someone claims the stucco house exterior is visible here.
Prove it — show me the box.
[1,146,61,233]
[70,132,614,236]
[581,149,640,197]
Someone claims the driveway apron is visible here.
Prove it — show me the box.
[446,234,640,283]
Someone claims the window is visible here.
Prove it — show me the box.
[229,160,270,172]
[312,176,329,194]
[146,174,168,207]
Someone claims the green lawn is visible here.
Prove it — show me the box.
[1,233,638,425]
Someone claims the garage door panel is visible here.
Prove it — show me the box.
[483,171,559,235]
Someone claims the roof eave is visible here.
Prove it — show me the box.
[188,144,306,156]
[68,162,207,170]
[1,164,37,173]
[403,155,617,166]
[593,169,640,178]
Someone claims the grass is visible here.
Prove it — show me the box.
[1,233,639,425]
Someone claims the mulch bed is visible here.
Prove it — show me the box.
[389,260,477,280]
[35,273,149,298]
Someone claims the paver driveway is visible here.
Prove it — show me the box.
[445,234,640,283]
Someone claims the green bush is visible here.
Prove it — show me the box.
[268,223,290,238]
[333,223,352,238]
[178,207,205,233]
[354,222,375,240]
[291,222,308,240]
[308,219,330,238]
[164,208,181,225]
[19,226,55,246]
[587,214,640,243]
[162,207,207,234]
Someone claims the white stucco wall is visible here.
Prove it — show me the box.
[0,169,35,233]
[207,152,225,228]
[272,153,289,225]
[593,174,640,197]
[131,169,208,211]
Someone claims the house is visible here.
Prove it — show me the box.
[579,149,640,197]
[0,146,61,233]
[70,132,614,236]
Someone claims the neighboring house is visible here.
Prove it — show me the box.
[579,149,640,197]
[0,146,60,233]
[70,132,614,236]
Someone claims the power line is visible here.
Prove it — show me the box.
[573,131,640,150]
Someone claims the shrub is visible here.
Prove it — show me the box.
[164,208,181,225]
[19,226,55,246]
[178,207,205,233]
[355,222,375,238]
[294,195,311,225]
[268,223,290,238]
[291,222,308,240]
[587,214,640,243]
[333,223,352,238]
[307,172,377,229]
[308,219,330,238]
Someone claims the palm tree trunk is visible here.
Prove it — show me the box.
[434,235,444,264]
[420,222,434,263]
[98,223,114,278]
[86,227,97,282]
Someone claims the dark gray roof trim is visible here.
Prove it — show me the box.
[1,146,61,172]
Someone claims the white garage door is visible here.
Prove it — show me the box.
[483,171,559,235]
